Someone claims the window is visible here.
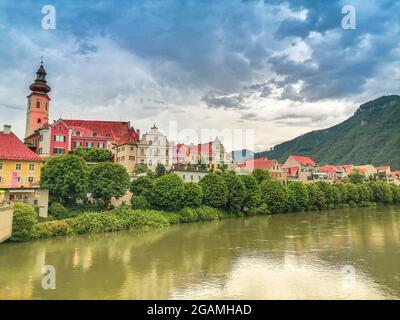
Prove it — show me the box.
[28,177,34,183]
[39,134,43,142]
[38,148,42,155]
[75,131,80,136]
[36,101,40,108]
[53,148,65,155]
[93,133,97,137]
[130,147,134,151]
[86,142,94,148]
[54,135,66,142]
[149,160,153,166]
[74,141,82,147]
[17,177,22,183]
[0,163,3,170]
[140,149,144,155]
[15,164,22,171]
[122,147,125,151]
[37,118,41,124]
[182,175,186,181]
[98,142,105,148]
[117,157,120,162]
[121,156,125,161]
[140,159,144,164]
[58,126,62,131]
[0,177,2,183]
[149,140,153,146]
[129,156,135,161]
[191,175,194,181]
[45,102,48,111]
[29,164,35,171]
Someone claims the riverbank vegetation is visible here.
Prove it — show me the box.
[9,155,400,242]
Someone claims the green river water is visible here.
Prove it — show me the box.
[1,206,400,299]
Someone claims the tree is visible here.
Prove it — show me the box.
[368,181,393,204]
[348,169,364,184]
[221,172,246,212]
[181,182,203,208]
[69,147,113,162]
[306,183,327,210]
[199,173,228,209]
[287,182,309,212]
[152,174,184,210]
[155,163,167,177]
[315,181,334,208]
[130,176,154,197]
[259,179,288,213]
[344,183,360,204]
[89,162,130,206]
[251,168,271,184]
[131,195,150,210]
[389,184,400,204]
[238,175,261,211]
[41,155,89,204]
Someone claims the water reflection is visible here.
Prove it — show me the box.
[0,206,399,299]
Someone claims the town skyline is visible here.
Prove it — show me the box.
[1,1,400,152]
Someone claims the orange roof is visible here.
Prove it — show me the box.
[0,131,43,162]
[377,166,390,172]
[391,171,400,177]
[319,165,337,173]
[291,155,317,166]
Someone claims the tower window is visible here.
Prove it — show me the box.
[37,118,42,124]
[36,101,40,108]
[45,102,48,110]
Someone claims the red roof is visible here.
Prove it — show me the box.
[319,165,336,173]
[0,131,43,162]
[62,120,132,140]
[377,166,390,172]
[291,155,317,166]
[283,166,299,177]
[117,128,139,146]
[391,171,400,177]
[240,158,277,170]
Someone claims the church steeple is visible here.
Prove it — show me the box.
[25,60,51,138]
[29,59,51,94]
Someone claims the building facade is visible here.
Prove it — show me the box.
[0,125,48,217]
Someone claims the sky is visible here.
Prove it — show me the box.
[0,0,399,152]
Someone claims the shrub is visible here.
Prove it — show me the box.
[179,207,199,223]
[287,182,309,212]
[71,212,123,234]
[239,175,261,211]
[369,181,393,204]
[114,207,170,230]
[181,183,203,208]
[315,182,335,208]
[344,183,360,204]
[10,203,38,242]
[32,219,74,239]
[247,203,270,216]
[259,180,288,213]
[221,173,246,213]
[155,163,167,177]
[199,173,228,209]
[152,174,184,210]
[195,206,222,221]
[390,184,400,204]
[131,195,150,210]
[48,202,69,219]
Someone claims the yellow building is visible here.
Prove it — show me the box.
[0,125,48,216]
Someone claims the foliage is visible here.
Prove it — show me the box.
[315,182,334,208]
[130,176,154,197]
[11,203,38,242]
[221,172,246,212]
[32,219,74,239]
[251,168,271,184]
[368,181,393,204]
[259,180,288,213]
[155,163,167,177]
[69,147,113,162]
[88,162,130,206]
[130,195,150,210]
[152,174,184,210]
[181,182,203,208]
[287,182,309,211]
[48,202,69,219]
[41,155,89,204]
[199,173,228,209]
[238,175,261,211]
[256,95,400,169]
[348,169,365,184]
[247,203,270,216]
[306,183,326,210]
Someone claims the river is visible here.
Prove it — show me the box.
[1,206,400,299]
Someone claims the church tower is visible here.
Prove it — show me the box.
[25,61,51,138]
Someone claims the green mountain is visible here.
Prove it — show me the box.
[256,95,400,169]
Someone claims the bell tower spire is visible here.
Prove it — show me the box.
[25,59,51,138]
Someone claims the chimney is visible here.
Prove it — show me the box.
[3,125,11,134]
[136,129,141,139]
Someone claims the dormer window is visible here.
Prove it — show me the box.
[93,133,97,137]
[75,131,80,136]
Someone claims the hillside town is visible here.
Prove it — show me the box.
[1,62,400,218]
